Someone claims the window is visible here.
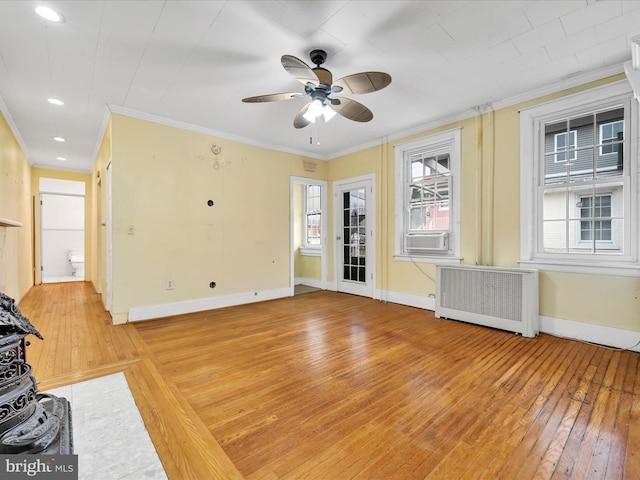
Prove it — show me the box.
[520,81,639,276]
[409,153,451,233]
[305,184,321,246]
[394,128,461,262]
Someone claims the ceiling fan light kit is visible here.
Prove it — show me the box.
[242,49,391,129]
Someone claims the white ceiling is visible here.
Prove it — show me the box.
[1,0,639,173]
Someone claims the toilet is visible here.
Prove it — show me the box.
[68,249,85,277]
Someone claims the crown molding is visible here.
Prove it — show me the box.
[330,63,627,159]
[0,92,31,164]
[107,105,329,161]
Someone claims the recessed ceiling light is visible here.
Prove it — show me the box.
[53,136,65,142]
[56,156,66,161]
[35,6,65,23]
[47,98,64,106]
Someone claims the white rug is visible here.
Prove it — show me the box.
[46,372,167,480]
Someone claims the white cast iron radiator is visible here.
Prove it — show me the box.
[435,265,539,338]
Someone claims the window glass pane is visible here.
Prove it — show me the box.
[306,213,321,244]
[599,218,624,252]
[596,109,624,178]
[304,185,321,245]
[569,148,594,182]
[544,153,564,185]
[410,206,426,230]
[411,158,424,181]
[545,121,566,154]
[542,220,568,252]
[542,189,568,221]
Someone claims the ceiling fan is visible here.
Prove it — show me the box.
[242,49,392,129]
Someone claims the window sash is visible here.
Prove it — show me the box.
[539,103,628,256]
[304,185,321,246]
[394,128,461,261]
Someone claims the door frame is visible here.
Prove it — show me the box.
[333,174,376,298]
[290,176,328,295]
[106,162,113,314]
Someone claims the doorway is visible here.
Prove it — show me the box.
[334,175,375,298]
[39,178,85,283]
[290,177,328,295]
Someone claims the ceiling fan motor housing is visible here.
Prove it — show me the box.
[309,49,327,66]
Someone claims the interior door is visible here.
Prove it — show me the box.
[335,177,374,298]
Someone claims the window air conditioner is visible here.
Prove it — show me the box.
[405,232,449,252]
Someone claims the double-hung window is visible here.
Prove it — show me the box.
[520,81,639,275]
[394,128,461,262]
[300,184,322,256]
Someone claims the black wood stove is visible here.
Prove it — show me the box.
[0,292,72,454]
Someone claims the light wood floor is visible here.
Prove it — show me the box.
[18,282,640,479]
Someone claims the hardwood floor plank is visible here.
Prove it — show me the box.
[427,337,579,479]
[623,352,640,480]
[16,283,640,480]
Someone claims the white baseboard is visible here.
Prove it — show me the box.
[540,315,640,352]
[381,290,436,311]
[294,277,324,289]
[128,287,291,322]
[380,290,640,352]
[128,287,640,352]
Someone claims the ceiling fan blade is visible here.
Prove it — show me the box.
[332,97,374,122]
[293,103,312,129]
[281,55,319,87]
[332,72,392,94]
[242,92,302,103]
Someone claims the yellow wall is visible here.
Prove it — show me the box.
[80,74,638,333]
[324,74,640,333]
[0,111,32,301]
[107,114,324,323]
[30,168,92,285]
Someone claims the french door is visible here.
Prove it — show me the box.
[334,176,375,298]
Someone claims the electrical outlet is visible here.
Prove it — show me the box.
[166,280,174,290]
[428,293,436,299]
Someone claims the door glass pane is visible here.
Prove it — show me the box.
[343,187,366,284]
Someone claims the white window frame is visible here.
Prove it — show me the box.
[520,80,640,276]
[394,128,461,264]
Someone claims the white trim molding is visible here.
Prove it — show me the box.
[540,315,640,352]
[128,287,291,322]
[379,289,640,352]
